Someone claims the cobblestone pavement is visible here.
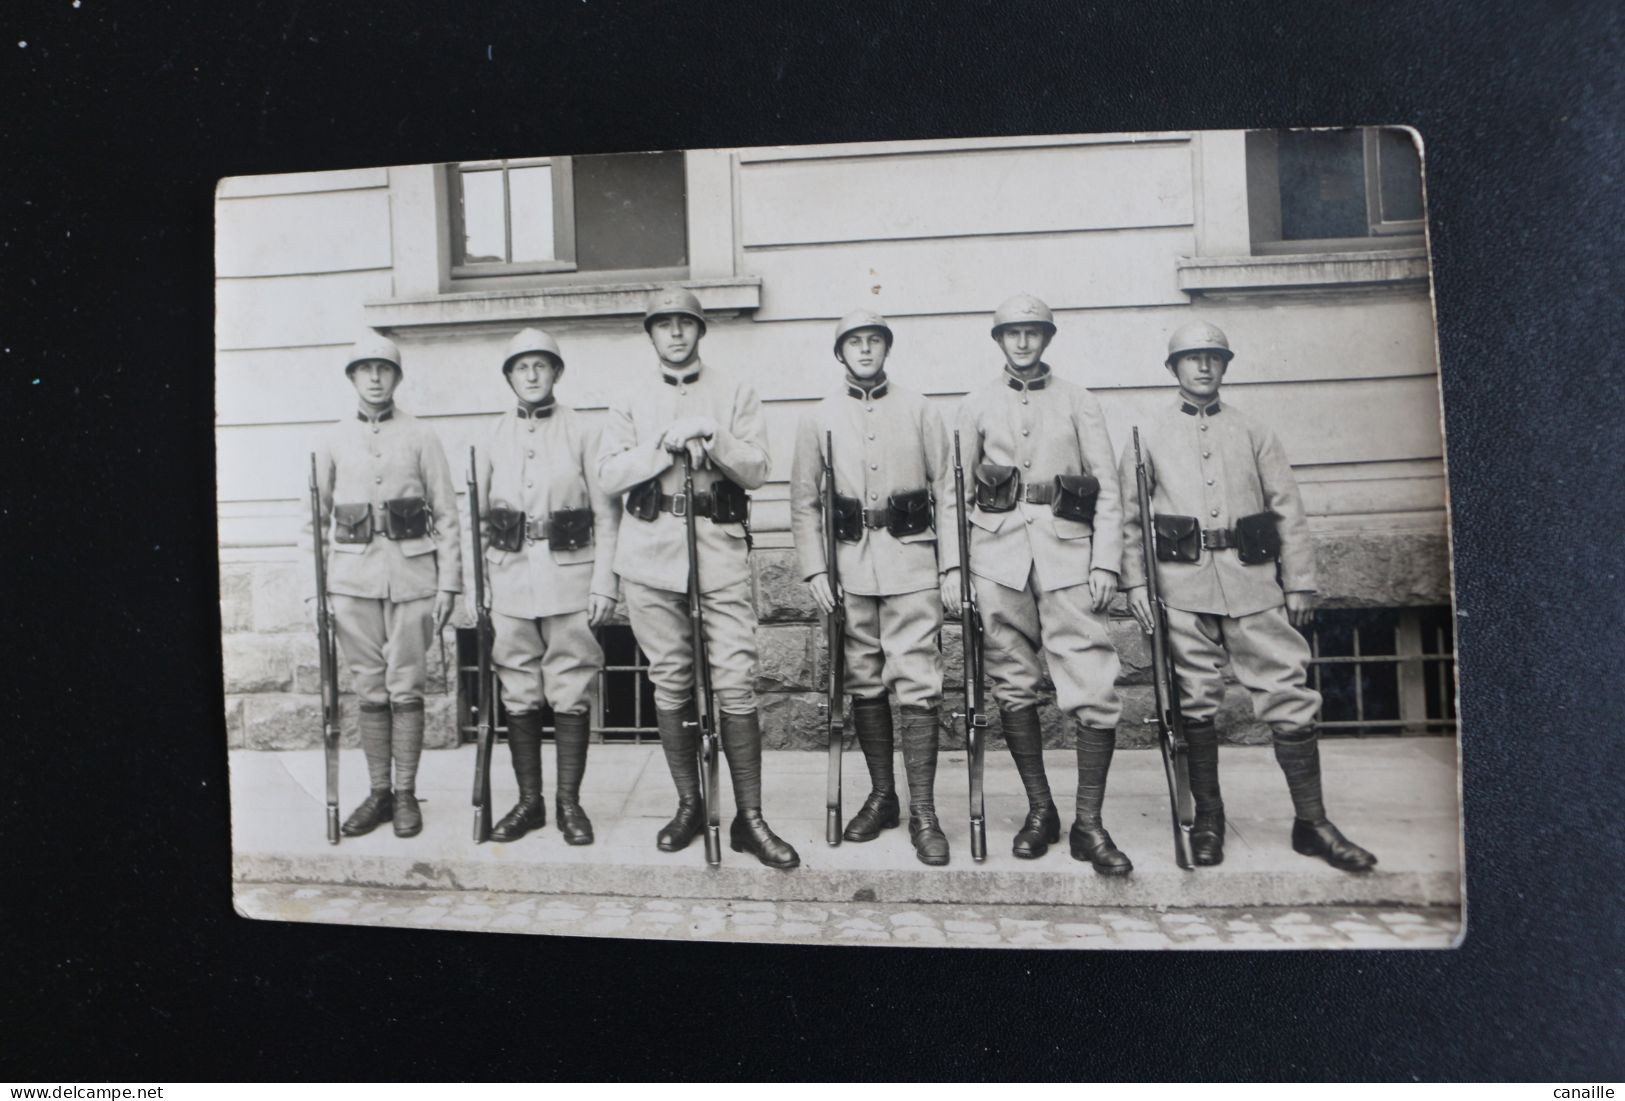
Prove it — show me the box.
[236,883,1461,949]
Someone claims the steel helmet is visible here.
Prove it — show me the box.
[1166,320,1234,365]
[501,327,565,379]
[344,331,403,376]
[990,294,1056,339]
[832,309,894,359]
[642,286,707,335]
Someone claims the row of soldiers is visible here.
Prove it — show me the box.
[306,286,1376,875]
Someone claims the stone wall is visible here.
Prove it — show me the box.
[221,531,1451,751]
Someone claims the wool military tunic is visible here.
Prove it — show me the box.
[954,363,1125,592]
[597,359,768,595]
[1118,395,1316,617]
[788,377,959,597]
[314,406,462,601]
[478,401,620,619]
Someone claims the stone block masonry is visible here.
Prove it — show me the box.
[221,530,1449,751]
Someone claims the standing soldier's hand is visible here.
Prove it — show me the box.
[588,594,617,628]
[1087,567,1119,613]
[1284,591,1315,629]
[1127,588,1155,635]
[433,591,458,632]
[807,573,836,616]
[940,568,962,618]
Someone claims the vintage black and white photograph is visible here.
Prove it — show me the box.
[217,128,1462,949]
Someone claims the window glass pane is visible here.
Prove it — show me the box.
[1276,130,1368,240]
[573,151,687,271]
[1377,129,1424,223]
[459,169,507,264]
[508,164,556,262]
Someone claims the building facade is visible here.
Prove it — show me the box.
[216,129,1454,751]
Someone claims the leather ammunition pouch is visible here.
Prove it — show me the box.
[974,463,1021,512]
[832,494,868,544]
[627,476,750,526]
[1051,473,1101,524]
[1153,514,1201,564]
[382,496,430,541]
[625,479,661,522]
[1234,511,1282,565]
[487,507,526,553]
[886,488,934,538]
[545,508,595,551]
[332,503,373,545]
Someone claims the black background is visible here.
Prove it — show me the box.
[5,0,1622,1082]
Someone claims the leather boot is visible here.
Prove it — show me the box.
[491,710,546,842]
[342,704,394,836]
[843,695,900,842]
[721,711,800,870]
[1274,726,1378,872]
[655,703,704,852]
[553,710,594,846]
[901,704,949,866]
[1069,722,1132,876]
[1186,719,1225,866]
[390,700,425,838]
[1001,705,1059,859]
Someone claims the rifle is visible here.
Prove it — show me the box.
[680,450,723,866]
[819,431,846,846]
[950,432,989,862]
[1133,428,1194,870]
[308,453,341,845]
[468,446,498,843]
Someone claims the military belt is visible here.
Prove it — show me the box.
[655,491,720,519]
[1200,527,1237,551]
[1019,483,1057,505]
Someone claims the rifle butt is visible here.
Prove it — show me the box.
[704,826,723,866]
[473,803,492,845]
[826,807,842,847]
[326,808,339,846]
[970,817,987,863]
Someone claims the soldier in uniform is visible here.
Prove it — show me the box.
[788,310,960,866]
[1120,320,1377,872]
[596,287,800,870]
[311,331,461,839]
[475,328,619,844]
[955,295,1133,875]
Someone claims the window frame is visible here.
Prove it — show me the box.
[1245,127,1425,256]
[446,156,579,279]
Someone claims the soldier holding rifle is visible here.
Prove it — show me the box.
[308,332,461,839]
[789,310,959,866]
[596,288,799,870]
[1119,321,1376,872]
[472,328,619,844]
[954,295,1132,874]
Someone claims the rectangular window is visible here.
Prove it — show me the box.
[1304,606,1456,736]
[455,623,660,744]
[1246,126,1424,254]
[448,151,688,283]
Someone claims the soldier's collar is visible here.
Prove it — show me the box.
[356,405,395,424]
[661,362,702,387]
[1004,363,1051,392]
[1179,397,1222,416]
[845,372,888,400]
[516,398,556,420]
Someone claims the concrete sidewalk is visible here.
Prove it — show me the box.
[231,739,1462,910]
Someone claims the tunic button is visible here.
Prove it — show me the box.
[866,406,873,413]
[1022,460,1031,468]
[528,424,535,433]
[867,433,875,441]
[1209,508,1219,517]
[527,450,535,458]
[1202,450,1211,459]
[1200,424,1209,432]
[1206,478,1215,486]
[870,463,878,470]
[374,475,383,484]
[1021,398,1029,405]
[1021,429,1029,437]
[526,481,534,489]
[869,492,878,501]
[371,426,379,434]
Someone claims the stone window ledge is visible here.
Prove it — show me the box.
[362,276,762,332]
[1177,248,1429,297]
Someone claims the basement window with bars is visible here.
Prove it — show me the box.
[455,623,660,744]
[1304,606,1456,736]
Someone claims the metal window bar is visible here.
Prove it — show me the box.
[1304,607,1457,736]
[455,624,661,745]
